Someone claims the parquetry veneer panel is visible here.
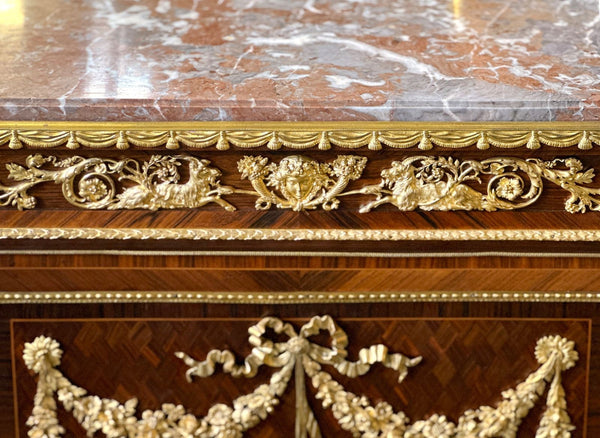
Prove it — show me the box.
[12,318,590,437]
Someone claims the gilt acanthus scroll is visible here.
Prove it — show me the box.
[3,153,600,213]
[360,156,600,213]
[0,154,366,212]
[0,154,238,211]
[24,315,578,438]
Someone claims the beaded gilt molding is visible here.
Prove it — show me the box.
[1,122,599,151]
[23,315,579,438]
[6,290,600,304]
[2,153,600,213]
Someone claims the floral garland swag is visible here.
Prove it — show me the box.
[22,315,578,438]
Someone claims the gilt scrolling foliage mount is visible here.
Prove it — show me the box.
[2,153,600,213]
[23,315,579,438]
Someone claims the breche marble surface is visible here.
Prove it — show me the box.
[0,0,599,121]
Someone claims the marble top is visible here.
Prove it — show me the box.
[1,0,599,122]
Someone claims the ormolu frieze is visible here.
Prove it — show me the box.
[2,128,599,151]
[0,154,367,212]
[3,153,600,213]
[0,155,237,211]
[360,156,600,213]
[238,155,367,211]
[23,315,579,438]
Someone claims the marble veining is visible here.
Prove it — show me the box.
[0,0,599,121]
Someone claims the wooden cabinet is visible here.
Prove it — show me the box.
[2,0,600,436]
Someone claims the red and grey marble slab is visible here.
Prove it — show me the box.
[1,0,599,121]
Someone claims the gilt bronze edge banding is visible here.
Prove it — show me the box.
[1,228,599,241]
[2,290,599,304]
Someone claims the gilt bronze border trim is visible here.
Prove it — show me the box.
[0,121,599,151]
[0,227,599,241]
[2,290,600,303]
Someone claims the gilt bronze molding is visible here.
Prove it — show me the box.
[4,290,600,304]
[1,228,600,241]
[1,121,599,151]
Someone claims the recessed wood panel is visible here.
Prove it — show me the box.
[11,318,590,437]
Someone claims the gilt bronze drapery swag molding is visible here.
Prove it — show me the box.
[23,315,578,438]
[2,153,600,213]
[0,121,599,151]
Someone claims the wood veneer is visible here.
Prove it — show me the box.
[3,255,600,292]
